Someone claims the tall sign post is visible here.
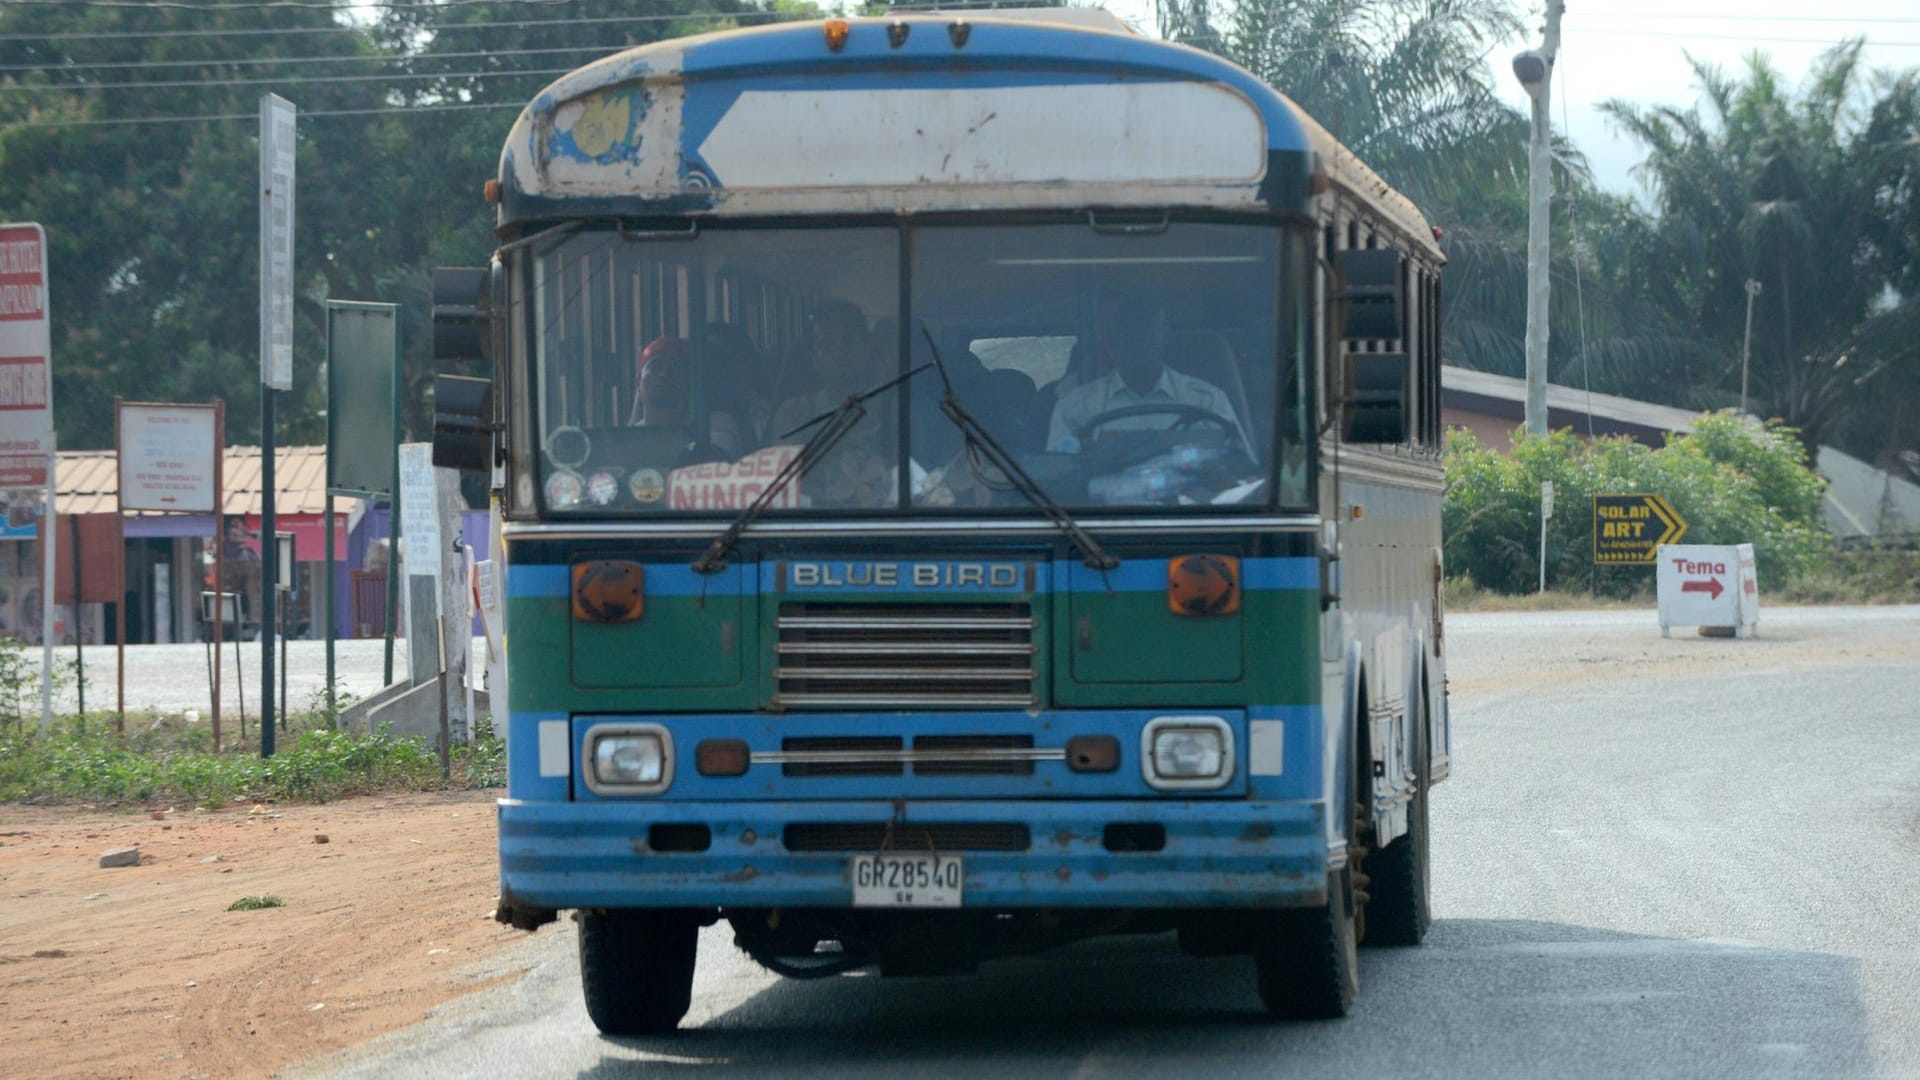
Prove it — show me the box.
[324,301,399,716]
[259,93,296,757]
[0,223,54,732]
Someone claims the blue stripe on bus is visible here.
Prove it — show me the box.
[1059,556,1316,593]
[510,556,1316,598]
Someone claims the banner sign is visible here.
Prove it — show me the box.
[259,95,296,391]
[667,445,801,511]
[0,223,52,487]
[117,402,219,513]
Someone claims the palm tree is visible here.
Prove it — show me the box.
[1602,42,1920,459]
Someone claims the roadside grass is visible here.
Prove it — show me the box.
[1775,544,1920,605]
[227,895,285,911]
[1444,575,1649,612]
[0,709,506,807]
[1446,544,1920,612]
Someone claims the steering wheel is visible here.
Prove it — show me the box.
[1076,403,1251,467]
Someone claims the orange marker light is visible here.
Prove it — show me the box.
[696,739,750,777]
[572,560,645,623]
[1168,554,1241,616]
[482,179,502,204]
[823,18,850,51]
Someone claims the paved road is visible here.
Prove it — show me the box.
[296,606,1920,1079]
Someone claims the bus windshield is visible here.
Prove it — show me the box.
[527,222,1304,515]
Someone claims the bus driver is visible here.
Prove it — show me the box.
[1046,304,1246,453]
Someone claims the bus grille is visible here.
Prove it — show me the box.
[774,602,1037,709]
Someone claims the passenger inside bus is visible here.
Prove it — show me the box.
[626,335,744,458]
[766,298,898,508]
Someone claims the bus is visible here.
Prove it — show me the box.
[431,7,1448,1033]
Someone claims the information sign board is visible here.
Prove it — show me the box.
[397,443,441,580]
[117,402,219,512]
[1592,493,1687,565]
[0,223,52,487]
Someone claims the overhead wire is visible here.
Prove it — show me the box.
[0,8,788,42]
[1576,28,1920,48]
[0,64,577,92]
[0,43,632,75]
[2,99,526,129]
[3,0,600,9]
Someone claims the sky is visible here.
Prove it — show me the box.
[1094,0,1920,198]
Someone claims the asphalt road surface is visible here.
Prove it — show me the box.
[296,606,1920,1080]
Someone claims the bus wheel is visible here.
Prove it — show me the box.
[1364,684,1432,947]
[1253,866,1360,1019]
[577,909,699,1035]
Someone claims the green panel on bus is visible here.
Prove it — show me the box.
[1064,590,1243,685]
[570,589,746,690]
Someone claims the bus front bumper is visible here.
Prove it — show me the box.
[497,798,1332,910]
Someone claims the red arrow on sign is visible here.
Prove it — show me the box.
[1681,578,1724,600]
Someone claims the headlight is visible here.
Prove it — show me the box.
[1142,717,1234,790]
[583,724,674,795]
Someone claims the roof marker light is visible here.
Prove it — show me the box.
[948,19,971,48]
[824,18,850,52]
[887,20,911,48]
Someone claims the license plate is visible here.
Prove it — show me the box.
[850,852,963,908]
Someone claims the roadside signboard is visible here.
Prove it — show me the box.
[0,223,52,487]
[259,94,296,391]
[117,402,219,512]
[325,301,398,497]
[1657,543,1759,637]
[397,442,442,580]
[1593,493,1687,565]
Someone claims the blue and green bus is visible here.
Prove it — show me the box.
[433,7,1449,1032]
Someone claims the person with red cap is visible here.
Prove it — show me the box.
[628,334,743,456]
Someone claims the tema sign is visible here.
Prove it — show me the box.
[1593,493,1688,565]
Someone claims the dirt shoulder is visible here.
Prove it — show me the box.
[0,789,527,1080]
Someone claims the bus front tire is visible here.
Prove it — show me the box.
[577,909,698,1036]
[1253,868,1360,1020]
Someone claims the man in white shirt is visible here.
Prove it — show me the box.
[1047,306,1247,453]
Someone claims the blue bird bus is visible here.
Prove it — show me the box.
[432,7,1449,1032]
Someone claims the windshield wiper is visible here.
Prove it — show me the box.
[691,363,931,574]
[919,326,1119,571]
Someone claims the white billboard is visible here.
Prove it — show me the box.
[0,222,52,488]
[117,402,219,513]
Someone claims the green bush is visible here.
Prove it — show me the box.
[0,715,502,806]
[1445,412,1833,597]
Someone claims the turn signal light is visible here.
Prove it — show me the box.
[1065,735,1120,773]
[823,18,850,51]
[695,739,750,777]
[1167,554,1241,616]
[572,560,645,623]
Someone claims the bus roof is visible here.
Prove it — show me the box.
[495,14,1439,259]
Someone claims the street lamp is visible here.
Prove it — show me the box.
[1741,279,1763,417]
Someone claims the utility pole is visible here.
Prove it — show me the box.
[1513,0,1564,438]
[1740,279,1762,417]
